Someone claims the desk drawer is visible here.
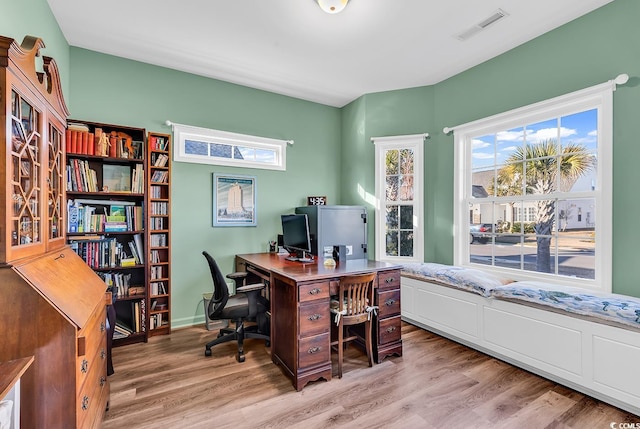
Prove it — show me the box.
[299,332,330,368]
[377,289,400,318]
[378,315,401,345]
[378,269,401,290]
[299,301,330,337]
[299,281,330,302]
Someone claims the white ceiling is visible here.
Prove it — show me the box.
[46,0,613,108]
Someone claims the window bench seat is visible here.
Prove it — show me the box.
[400,263,640,416]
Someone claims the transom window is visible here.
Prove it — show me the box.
[373,134,424,263]
[171,123,289,171]
[452,80,618,292]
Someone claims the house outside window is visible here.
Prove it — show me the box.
[452,79,618,292]
[373,134,424,263]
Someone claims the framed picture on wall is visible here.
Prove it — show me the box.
[212,173,257,227]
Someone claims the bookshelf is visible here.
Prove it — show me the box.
[65,120,149,346]
[147,132,172,335]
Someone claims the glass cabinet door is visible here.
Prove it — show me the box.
[11,89,42,248]
[47,122,64,242]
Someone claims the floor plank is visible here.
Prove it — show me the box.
[102,322,638,428]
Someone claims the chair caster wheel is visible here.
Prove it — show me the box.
[237,354,245,363]
[204,348,212,357]
[265,340,270,347]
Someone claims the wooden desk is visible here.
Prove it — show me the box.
[236,253,402,390]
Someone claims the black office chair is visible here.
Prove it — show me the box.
[202,251,270,362]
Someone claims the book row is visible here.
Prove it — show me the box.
[67,200,144,233]
[149,135,169,151]
[66,159,145,194]
[151,152,169,167]
[66,128,144,160]
[150,266,165,280]
[150,281,167,296]
[97,272,141,298]
[68,234,144,268]
[114,300,146,338]
[150,201,168,215]
[150,233,168,247]
[150,170,169,183]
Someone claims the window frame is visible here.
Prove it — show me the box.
[452,81,616,293]
[373,134,425,263]
[172,123,289,171]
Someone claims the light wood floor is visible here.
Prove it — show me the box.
[102,322,638,428]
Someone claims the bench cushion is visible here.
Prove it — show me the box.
[402,263,512,297]
[491,281,640,329]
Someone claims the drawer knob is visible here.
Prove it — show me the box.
[100,322,106,332]
[81,359,88,373]
[100,376,106,387]
[308,346,321,354]
[307,313,322,321]
[385,277,394,283]
[101,349,107,360]
[386,326,396,333]
[385,299,396,306]
[82,395,90,411]
[308,288,321,295]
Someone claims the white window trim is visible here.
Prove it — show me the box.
[373,133,425,263]
[169,122,290,171]
[449,76,627,293]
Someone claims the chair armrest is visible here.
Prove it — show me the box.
[226,271,248,281]
[236,282,266,293]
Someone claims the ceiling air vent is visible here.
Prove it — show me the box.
[456,8,509,41]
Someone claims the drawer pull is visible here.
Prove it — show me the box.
[307,313,322,321]
[308,346,321,354]
[386,326,396,333]
[80,359,88,373]
[100,322,106,332]
[101,349,107,360]
[385,299,396,306]
[100,376,106,387]
[385,277,395,283]
[308,288,321,295]
[82,395,90,411]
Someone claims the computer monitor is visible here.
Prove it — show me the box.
[281,214,312,261]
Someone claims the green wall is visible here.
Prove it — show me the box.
[5,0,639,330]
[345,0,640,297]
[0,0,70,95]
[68,48,342,327]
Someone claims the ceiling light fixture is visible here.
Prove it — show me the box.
[316,0,349,14]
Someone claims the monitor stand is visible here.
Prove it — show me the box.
[286,251,313,262]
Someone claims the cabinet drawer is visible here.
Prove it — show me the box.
[298,332,330,368]
[299,281,330,302]
[378,315,401,345]
[78,305,107,358]
[76,342,108,425]
[377,289,400,318]
[77,336,107,393]
[378,269,401,290]
[299,301,330,337]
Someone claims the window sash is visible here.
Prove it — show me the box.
[373,134,424,263]
[452,80,615,293]
[171,123,289,171]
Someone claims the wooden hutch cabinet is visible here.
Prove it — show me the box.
[0,35,110,428]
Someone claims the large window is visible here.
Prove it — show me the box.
[374,134,424,263]
[171,123,290,171]
[452,80,619,292]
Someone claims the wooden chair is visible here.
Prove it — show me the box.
[330,272,378,378]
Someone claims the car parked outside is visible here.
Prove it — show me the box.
[470,223,495,244]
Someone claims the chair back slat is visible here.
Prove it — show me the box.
[338,273,376,321]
